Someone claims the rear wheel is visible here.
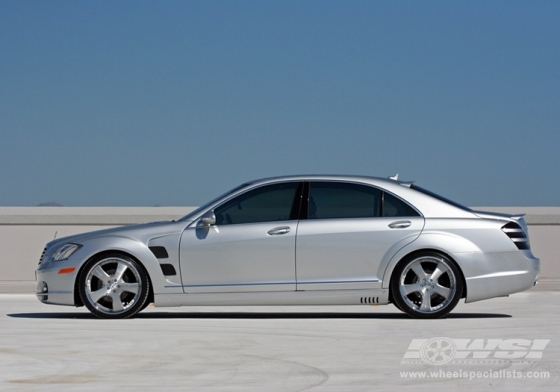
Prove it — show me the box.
[78,253,149,319]
[391,251,463,319]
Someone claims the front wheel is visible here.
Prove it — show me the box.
[78,253,150,319]
[391,252,463,319]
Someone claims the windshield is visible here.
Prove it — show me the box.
[411,184,472,212]
[178,183,251,222]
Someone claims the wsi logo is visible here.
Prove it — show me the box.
[402,337,550,365]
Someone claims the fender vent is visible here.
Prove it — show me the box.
[149,246,169,259]
[160,264,177,276]
[502,222,530,250]
[360,297,379,304]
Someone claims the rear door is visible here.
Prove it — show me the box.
[295,181,424,290]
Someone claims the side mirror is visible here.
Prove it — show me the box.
[200,210,216,226]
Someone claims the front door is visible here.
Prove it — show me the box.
[180,182,302,293]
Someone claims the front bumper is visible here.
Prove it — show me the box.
[36,258,79,306]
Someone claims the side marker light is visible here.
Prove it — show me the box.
[58,267,76,274]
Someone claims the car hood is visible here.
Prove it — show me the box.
[46,220,192,249]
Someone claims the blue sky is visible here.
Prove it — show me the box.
[1,1,559,206]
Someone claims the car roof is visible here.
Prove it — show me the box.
[249,174,412,188]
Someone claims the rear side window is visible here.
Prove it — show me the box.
[307,181,420,219]
[382,192,420,217]
[308,182,381,219]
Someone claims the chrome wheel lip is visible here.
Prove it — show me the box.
[399,256,457,314]
[85,258,142,315]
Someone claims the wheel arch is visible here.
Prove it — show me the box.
[386,248,467,302]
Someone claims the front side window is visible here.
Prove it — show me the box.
[178,183,250,222]
[214,182,299,225]
[308,182,381,219]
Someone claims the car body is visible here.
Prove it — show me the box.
[36,175,540,319]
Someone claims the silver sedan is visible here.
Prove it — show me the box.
[35,175,540,319]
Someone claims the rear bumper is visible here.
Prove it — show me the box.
[459,250,540,303]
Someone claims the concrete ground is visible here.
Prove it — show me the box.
[0,291,558,391]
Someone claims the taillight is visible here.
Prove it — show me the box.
[501,222,530,250]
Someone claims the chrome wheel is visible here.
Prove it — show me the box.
[391,252,463,319]
[79,253,149,319]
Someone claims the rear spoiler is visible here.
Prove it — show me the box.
[472,210,528,234]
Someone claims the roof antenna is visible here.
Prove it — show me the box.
[389,174,399,181]
[53,231,57,240]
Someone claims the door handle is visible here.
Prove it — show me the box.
[267,226,291,235]
[388,220,411,229]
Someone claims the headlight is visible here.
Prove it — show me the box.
[52,244,81,261]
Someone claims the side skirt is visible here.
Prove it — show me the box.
[154,289,389,307]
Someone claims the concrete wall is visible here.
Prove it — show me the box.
[1,206,558,293]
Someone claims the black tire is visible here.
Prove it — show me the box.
[139,298,152,312]
[391,251,463,319]
[78,253,150,319]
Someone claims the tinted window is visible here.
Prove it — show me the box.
[383,192,420,217]
[308,182,381,219]
[178,183,250,222]
[214,182,299,225]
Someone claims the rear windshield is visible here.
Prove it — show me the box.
[411,184,472,212]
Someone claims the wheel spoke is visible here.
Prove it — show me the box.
[402,283,422,296]
[411,263,428,280]
[114,261,129,282]
[420,292,432,311]
[433,284,451,299]
[92,265,110,283]
[111,293,124,312]
[429,262,447,282]
[120,282,139,295]
[89,287,107,304]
